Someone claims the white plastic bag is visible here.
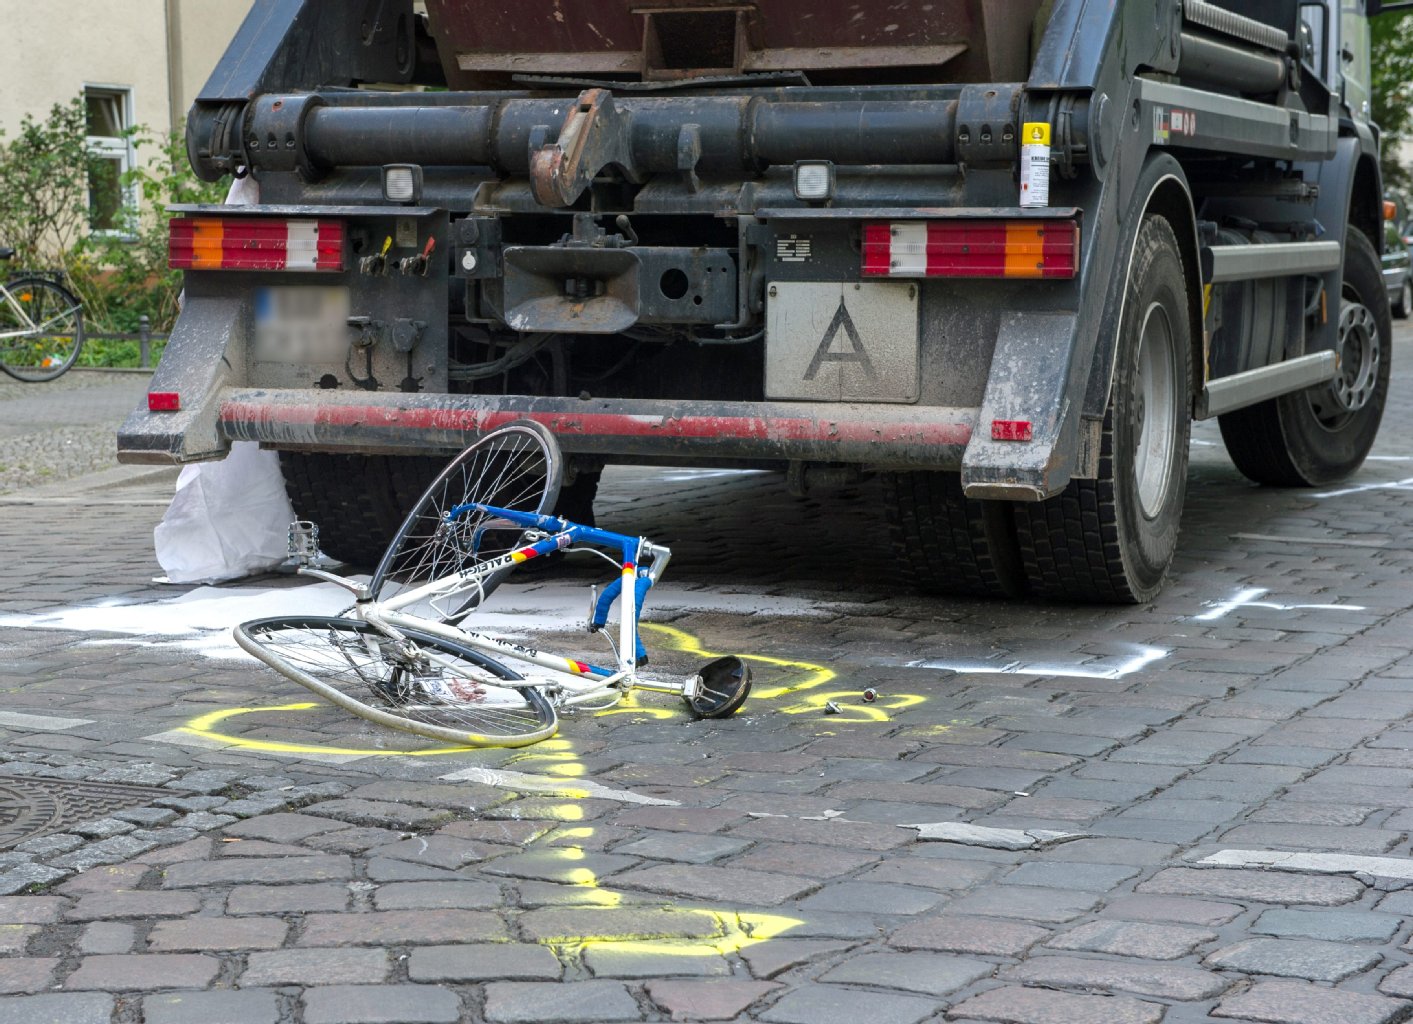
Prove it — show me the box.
[153,442,295,584]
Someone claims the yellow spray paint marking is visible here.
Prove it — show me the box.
[642,622,837,700]
[178,704,481,757]
[641,622,929,719]
[178,701,806,954]
[187,623,922,759]
[779,690,927,722]
[593,706,676,720]
[571,909,803,957]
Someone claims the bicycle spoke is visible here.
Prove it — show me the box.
[370,422,562,623]
[236,617,555,744]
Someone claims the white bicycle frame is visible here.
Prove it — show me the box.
[304,529,700,710]
[0,281,75,341]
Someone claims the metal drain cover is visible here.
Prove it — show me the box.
[0,778,167,849]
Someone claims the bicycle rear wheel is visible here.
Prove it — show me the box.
[234,616,558,747]
[369,420,563,623]
[0,277,84,382]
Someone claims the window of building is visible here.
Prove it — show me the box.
[85,86,133,232]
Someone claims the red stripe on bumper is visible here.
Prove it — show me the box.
[218,402,973,447]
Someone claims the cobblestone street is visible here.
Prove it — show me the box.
[1,327,1412,1024]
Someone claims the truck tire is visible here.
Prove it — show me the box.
[884,472,1026,598]
[1393,277,1411,320]
[1218,228,1390,486]
[279,452,443,568]
[556,468,601,527]
[1014,214,1192,603]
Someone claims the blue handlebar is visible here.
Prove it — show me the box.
[448,501,654,662]
[448,503,640,562]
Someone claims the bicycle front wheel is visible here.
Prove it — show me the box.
[0,277,84,382]
[233,616,558,747]
[369,419,563,623]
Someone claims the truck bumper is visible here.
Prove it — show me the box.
[118,387,976,469]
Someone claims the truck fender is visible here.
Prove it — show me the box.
[1080,151,1203,463]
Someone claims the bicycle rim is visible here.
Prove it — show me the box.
[369,420,563,623]
[0,278,84,382]
[233,616,558,747]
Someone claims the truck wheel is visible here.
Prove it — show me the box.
[555,468,601,527]
[278,452,443,568]
[884,472,1026,598]
[1218,228,1389,486]
[1014,214,1192,603]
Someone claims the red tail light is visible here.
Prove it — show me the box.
[169,217,345,272]
[862,219,1079,279]
[148,392,181,412]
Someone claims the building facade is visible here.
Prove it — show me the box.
[0,0,254,229]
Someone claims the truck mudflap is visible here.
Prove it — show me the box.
[211,389,976,468]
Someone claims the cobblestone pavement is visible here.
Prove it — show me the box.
[0,370,150,494]
[1,328,1412,1024]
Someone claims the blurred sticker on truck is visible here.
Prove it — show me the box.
[253,287,351,364]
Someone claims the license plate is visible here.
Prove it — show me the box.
[253,286,350,363]
[765,282,919,402]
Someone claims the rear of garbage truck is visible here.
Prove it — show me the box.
[119,0,1392,602]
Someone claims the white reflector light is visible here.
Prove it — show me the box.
[794,161,835,202]
[383,165,419,203]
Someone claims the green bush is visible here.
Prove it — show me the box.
[74,336,167,369]
[0,97,228,355]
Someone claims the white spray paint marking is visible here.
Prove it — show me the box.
[658,469,768,483]
[1231,533,1388,549]
[1366,455,1413,462]
[907,645,1167,680]
[1313,475,1413,499]
[1193,587,1366,622]
[0,711,94,732]
[0,585,354,660]
[0,580,849,662]
[439,765,679,806]
[1199,849,1413,881]
[903,822,1086,850]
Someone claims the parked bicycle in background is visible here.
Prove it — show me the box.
[0,248,85,382]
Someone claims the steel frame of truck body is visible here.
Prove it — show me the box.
[119,0,1394,599]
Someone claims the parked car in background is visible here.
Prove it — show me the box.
[1384,211,1412,319]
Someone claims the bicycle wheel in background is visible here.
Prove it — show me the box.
[234,616,558,747]
[0,277,84,382]
[369,419,563,623]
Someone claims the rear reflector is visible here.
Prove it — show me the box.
[991,419,1033,441]
[862,220,1078,279]
[148,392,181,412]
[169,217,345,272]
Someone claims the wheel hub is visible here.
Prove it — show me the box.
[1328,302,1381,414]
[1133,302,1177,520]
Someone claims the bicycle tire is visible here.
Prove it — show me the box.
[0,276,84,382]
[233,615,558,747]
[368,420,563,623]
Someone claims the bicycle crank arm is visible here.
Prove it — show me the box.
[297,567,368,597]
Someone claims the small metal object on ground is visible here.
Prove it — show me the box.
[862,688,877,702]
[824,701,842,714]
